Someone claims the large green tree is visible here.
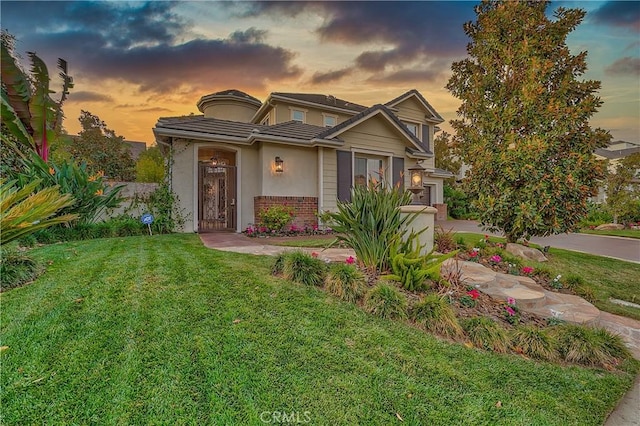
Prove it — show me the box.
[604,153,640,224]
[446,0,609,242]
[434,131,462,182]
[59,110,136,181]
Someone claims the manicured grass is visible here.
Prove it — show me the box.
[579,229,640,239]
[457,233,640,320]
[1,234,637,424]
[271,237,336,248]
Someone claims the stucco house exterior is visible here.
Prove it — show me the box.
[153,89,452,233]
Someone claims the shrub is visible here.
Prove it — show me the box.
[10,153,123,224]
[364,284,408,320]
[383,233,458,291]
[322,179,414,274]
[282,251,326,286]
[410,294,463,339]
[1,247,40,291]
[434,227,458,253]
[259,204,294,232]
[510,326,557,360]
[552,324,631,367]
[325,263,366,303]
[461,317,509,353]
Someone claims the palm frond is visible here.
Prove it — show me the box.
[1,42,33,134]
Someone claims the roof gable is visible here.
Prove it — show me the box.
[317,104,431,154]
[385,89,444,123]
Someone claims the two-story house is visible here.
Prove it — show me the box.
[153,89,452,233]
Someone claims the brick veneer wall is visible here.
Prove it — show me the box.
[254,196,318,229]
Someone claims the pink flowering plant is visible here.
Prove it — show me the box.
[503,297,520,325]
[345,256,355,265]
[489,254,502,264]
[521,266,534,276]
[469,248,480,262]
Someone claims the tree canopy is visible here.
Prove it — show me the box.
[57,110,136,181]
[446,0,609,242]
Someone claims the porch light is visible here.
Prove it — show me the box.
[275,156,284,173]
[408,163,425,204]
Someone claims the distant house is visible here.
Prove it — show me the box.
[592,140,640,203]
[153,89,452,233]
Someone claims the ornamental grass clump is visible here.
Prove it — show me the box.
[552,324,631,367]
[364,284,408,320]
[510,325,557,361]
[410,294,463,339]
[0,247,41,291]
[325,263,366,303]
[281,251,326,286]
[461,317,510,353]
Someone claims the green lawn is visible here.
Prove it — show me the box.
[1,234,637,425]
[456,233,640,320]
[579,229,640,239]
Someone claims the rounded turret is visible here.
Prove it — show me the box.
[197,89,262,122]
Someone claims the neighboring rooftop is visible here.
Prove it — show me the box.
[595,146,640,159]
[124,140,147,160]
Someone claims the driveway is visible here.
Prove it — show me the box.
[436,220,640,264]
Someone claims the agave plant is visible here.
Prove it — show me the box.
[1,178,77,245]
[1,36,73,162]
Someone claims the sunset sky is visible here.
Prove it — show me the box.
[2,1,639,145]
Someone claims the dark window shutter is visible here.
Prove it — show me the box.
[421,125,430,152]
[392,157,404,191]
[337,150,352,202]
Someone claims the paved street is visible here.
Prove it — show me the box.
[436,220,640,264]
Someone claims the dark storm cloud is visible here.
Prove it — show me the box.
[310,67,354,84]
[1,1,186,48]
[68,91,114,103]
[2,2,301,94]
[591,1,640,32]
[233,1,476,72]
[605,57,640,76]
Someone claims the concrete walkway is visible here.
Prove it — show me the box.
[199,230,639,425]
[436,219,640,264]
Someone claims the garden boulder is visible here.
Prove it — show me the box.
[506,243,548,262]
[594,223,624,230]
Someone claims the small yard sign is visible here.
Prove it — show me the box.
[141,213,154,235]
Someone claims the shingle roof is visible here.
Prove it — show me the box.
[595,147,640,159]
[157,115,264,139]
[385,89,444,122]
[154,115,341,144]
[271,93,368,113]
[258,121,331,140]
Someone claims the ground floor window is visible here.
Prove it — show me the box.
[354,156,384,186]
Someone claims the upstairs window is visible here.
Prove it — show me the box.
[323,114,337,127]
[403,121,419,138]
[291,109,305,123]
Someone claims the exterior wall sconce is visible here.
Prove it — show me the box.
[275,156,284,173]
[408,163,425,204]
